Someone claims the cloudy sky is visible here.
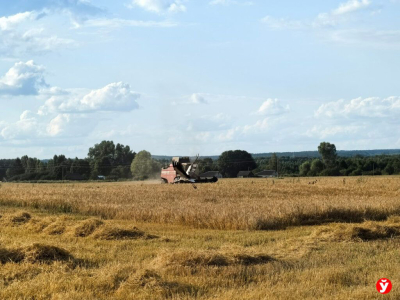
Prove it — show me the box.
[0,0,400,158]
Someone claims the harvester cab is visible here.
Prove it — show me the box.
[161,156,218,184]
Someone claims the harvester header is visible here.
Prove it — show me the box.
[161,156,218,184]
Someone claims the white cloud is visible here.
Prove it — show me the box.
[0,11,76,55]
[333,0,371,15]
[0,111,41,140]
[315,96,400,119]
[217,128,239,141]
[261,0,385,47]
[0,11,36,30]
[0,61,47,96]
[84,18,178,28]
[39,82,140,114]
[305,125,363,139]
[256,98,290,115]
[327,29,400,48]
[130,0,186,14]
[243,118,270,133]
[190,93,207,104]
[46,113,95,137]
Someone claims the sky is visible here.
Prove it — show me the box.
[0,0,400,158]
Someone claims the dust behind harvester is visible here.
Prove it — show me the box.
[161,156,218,184]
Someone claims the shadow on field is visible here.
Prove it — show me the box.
[254,207,399,230]
[312,217,400,242]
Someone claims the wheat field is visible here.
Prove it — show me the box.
[1,177,400,230]
[1,177,400,299]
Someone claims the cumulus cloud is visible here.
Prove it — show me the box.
[129,0,186,13]
[0,111,41,140]
[1,0,103,25]
[333,0,371,15]
[0,61,47,96]
[46,113,96,137]
[0,11,76,55]
[315,96,400,119]
[0,11,37,30]
[39,82,140,114]
[256,99,289,115]
[0,110,97,141]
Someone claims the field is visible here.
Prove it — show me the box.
[1,177,400,299]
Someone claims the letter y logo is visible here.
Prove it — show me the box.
[376,278,392,294]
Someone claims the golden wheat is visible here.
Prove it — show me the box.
[1,177,400,299]
[1,177,400,230]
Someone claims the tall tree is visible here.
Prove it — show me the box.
[309,159,324,176]
[92,157,112,177]
[6,158,25,178]
[70,158,91,178]
[299,161,311,176]
[217,150,257,178]
[88,141,116,160]
[130,150,155,180]
[269,153,278,171]
[318,142,337,169]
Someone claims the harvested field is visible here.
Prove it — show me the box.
[0,177,400,299]
[1,177,400,230]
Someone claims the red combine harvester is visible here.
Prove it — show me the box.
[161,156,218,184]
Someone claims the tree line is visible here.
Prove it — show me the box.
[1,141,161,182]
[2,141,400,182]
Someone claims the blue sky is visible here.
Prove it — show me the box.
[0,0,400,158]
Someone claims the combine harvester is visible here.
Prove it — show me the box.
[161,156,218,185]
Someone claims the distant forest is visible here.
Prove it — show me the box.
[1,141,400,182]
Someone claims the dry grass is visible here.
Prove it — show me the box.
[312,219,400,242]
[93,226,155,240]
[0,243,72,264]
[1,177,400,299]
[156,250,275,268]
[1,177,400,230]
[71,218,104,237]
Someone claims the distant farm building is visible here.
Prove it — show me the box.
[256,170,278,178]
[199,171,223,180]
[237,171,255,178]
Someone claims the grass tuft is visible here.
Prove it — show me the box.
[312,221,400,242]
[93,226,156,240]
[70,218,104,237]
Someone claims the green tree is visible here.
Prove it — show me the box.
[70,158,91,178]
[88,141,116,160]
[217,150,257,178]
[131,150,155,180]
[198,158,215,174]
[92,157,112,177]
[309,159,324,176]
[318,142,337,168]
[299,161,311,176]
[269,153,278,171]
[6,158,25,179]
